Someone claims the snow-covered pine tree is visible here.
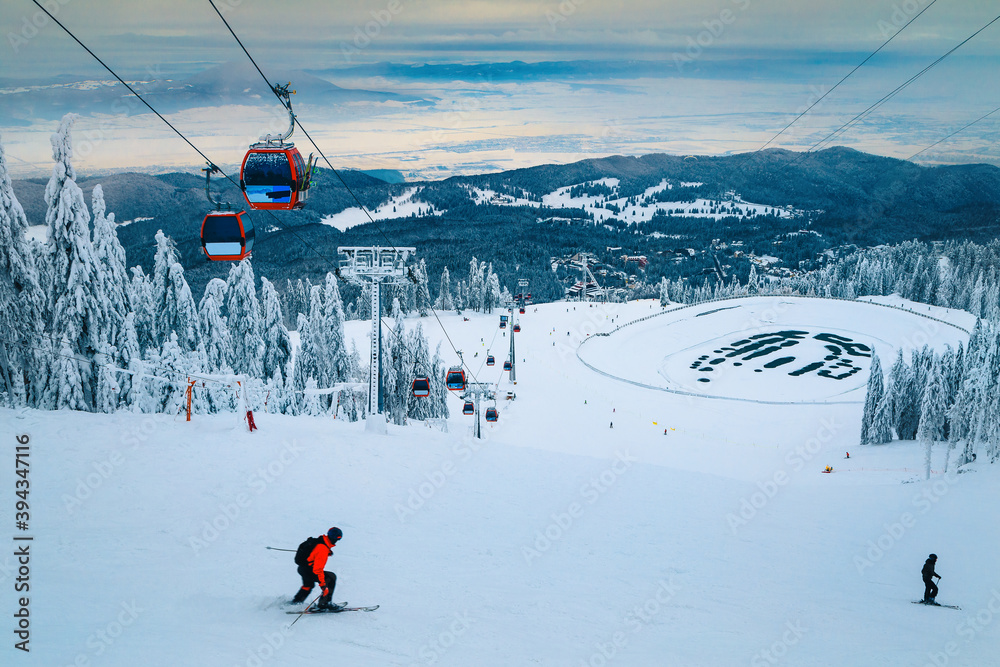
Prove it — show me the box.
[91,185,129,352]
[484,266,501,314]
[659,276,669,307]
[917,354,947,478]
[429,342,449,419]
[93,342,121,413]
[128,266,157,355]
[323,272,350,386]
[436,266,454,311]
[225,259,264,378]
[117,312,142,408]
[43,114,104,410]
[151,230,180,345]
[290,312,312,415]
[0,133,44,406]
[48,336,88,411]
[260,277,292,383]
[198,279,232,373]
[860,351,890,445]
[163,262,201,351]
[415,259,432,316]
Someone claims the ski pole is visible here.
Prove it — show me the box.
[266,547,296,552]
[289,593,322,627]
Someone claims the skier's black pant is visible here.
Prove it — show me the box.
[923,577,938,601]
[292,566,336,604]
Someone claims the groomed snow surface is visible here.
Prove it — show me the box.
[3,297,997,667]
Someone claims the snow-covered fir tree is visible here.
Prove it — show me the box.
[860,351,891,445]
[91,185,129,354]
[225,259,263,378]
[436,266,454,311]
[198,279,233,373]
[0,133,43,406]
[43,114,104,410]
[260,277,292,383]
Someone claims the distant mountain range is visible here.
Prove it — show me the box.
[13,147,1000,304]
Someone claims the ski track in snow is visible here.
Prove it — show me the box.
[1,296,995,667]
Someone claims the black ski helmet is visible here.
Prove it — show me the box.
[928,553,937,561]
[327,527,343,543]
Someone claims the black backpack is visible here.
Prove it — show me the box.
[295,536,323,566]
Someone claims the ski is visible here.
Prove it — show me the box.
[287,604,379,614]
[912,601,961,610]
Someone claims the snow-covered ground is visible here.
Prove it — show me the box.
[320,187,441,232]
[2,297,997,667]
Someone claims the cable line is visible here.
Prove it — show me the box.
[906,104,1000,161]
[28,0,346,278]
[739,0,940,168]
[798,12,1000,161]
[207,0,491,386]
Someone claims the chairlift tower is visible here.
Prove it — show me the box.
[463,382,496,439]
[338,246,416,429]
[507,278,529,384]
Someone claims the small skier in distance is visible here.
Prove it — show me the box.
[291,527,342,609]
[921,554,941,604]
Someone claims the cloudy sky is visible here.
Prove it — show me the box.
[1,0,998,178]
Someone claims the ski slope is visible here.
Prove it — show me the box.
[2,297,997,667]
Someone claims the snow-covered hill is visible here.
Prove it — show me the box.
[2,298,996,667]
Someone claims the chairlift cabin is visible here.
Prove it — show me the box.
[462,401,475,415]
[513,323,521,333]
[201,211,253,261]
[240,147,311,210]
[486,355,495,367]
[519,307,525,314]
[503,359,512,372]
[240,82,314,211]
[446,366,466,391]
[411,376,430,398]
[485,407,499,422]
[200,163,252,261]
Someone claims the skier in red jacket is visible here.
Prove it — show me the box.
[291,527,342,609]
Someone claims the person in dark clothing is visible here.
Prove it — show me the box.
[291,527,342,609]
[921,553,941,603]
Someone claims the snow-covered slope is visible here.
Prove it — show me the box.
[2,298,996,667]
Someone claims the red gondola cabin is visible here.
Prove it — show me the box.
[240,146,310,211]
[201,211,253,261]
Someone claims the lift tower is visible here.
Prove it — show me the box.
[338,246,416,431]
